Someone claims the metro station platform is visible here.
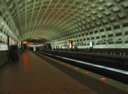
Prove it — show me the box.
[0,51,127,94]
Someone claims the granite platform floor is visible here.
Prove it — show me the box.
[0,51,97,94]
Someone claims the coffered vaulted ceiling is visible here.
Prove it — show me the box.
[1,0,128,41]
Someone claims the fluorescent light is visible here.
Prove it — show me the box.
[41,52,128,75]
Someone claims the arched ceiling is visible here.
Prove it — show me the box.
[3,0,128,41]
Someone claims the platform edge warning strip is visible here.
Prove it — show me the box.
[35,52,128,93]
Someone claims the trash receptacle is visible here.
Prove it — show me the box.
[9,45,19,62]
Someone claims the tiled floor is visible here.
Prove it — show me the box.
[0,51,97,94]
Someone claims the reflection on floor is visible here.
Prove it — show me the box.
[0,51,97,94]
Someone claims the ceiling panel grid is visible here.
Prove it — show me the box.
[3,0,128,42]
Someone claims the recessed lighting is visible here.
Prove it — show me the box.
[85,72,91,75]
[100,77,107,81]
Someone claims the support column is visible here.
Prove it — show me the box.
[34,46,36,51]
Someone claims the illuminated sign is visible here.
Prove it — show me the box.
[9,37,12,46]
[66,40,71,45]
[22,41,28,44]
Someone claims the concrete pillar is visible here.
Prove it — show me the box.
[34,46,36,51]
